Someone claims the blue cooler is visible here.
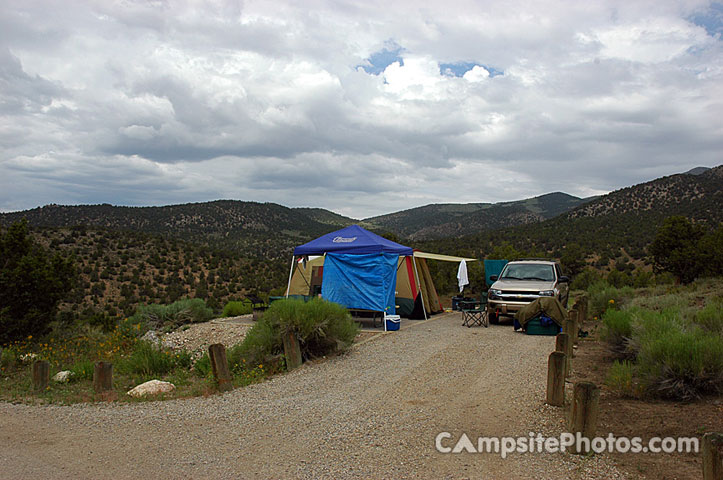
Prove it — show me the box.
[385,315,401,331]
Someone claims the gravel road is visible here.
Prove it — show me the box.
[0,313,627,479]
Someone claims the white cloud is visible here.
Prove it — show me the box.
[0,0,721,217]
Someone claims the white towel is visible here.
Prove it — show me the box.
[457,260,469,293]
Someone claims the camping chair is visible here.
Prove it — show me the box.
[460,292,489,328]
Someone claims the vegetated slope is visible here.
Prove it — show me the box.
[0,200,352,260]
[418,166,723,265]
[364,192,592,240]
[292,207,358,227]
[30,227,281,321]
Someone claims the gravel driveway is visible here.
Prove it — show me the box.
[0,313,626,479]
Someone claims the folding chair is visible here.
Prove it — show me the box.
[460,292,489,328]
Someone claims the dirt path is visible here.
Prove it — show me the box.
[0,314,626,479]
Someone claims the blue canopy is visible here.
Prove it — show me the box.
[322,253,398,313]
[293,224,413,256]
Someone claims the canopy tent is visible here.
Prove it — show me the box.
[293,224,413,256]
[287,239,477,318]
[287,225,423,318]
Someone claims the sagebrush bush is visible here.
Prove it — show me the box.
[223,300,253,317]
[129,298,213,330]
[229,298,359,371]
[635,325,723,400]
[601,309,635,357]
[588,281,634,317]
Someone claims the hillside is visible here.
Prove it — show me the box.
[0,200,348,261]
[364,192,592,240]
[420,166,723,266]
[27,226,283,321]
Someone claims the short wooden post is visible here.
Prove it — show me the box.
[208,343,233,392]
[282,331,302,371]
[32,360,50,392]
[93,361,113,393]
[555,333,571,377]
[569,308,579,345]
[546,351,566,406]
[569,382,600,454]
[703,432,723,480]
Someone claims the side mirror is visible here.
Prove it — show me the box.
[489,275,498,282]
[559,276,570,283]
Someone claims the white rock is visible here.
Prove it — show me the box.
[127,380,176,398]
[53,370,73,383]
[141,330,160,344]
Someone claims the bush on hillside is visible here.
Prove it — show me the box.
[570,268,601,291]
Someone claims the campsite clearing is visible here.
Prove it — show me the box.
[1,313,626,479]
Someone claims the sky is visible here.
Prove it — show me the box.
[1,1,721,219]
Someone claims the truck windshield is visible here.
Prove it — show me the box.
[500,264,555,281]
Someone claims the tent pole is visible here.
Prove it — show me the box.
[412,255,427,320]
[285,255,296,298]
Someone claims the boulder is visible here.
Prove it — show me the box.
[127,380,176,398]
[52,370,73,383]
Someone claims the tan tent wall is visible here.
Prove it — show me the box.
[287,256,325,296]
[417,257,443,313]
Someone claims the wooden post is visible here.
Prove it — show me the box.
[569,308,579,346]
[32,360,50,392]
[703,432,723,480]
[93,361,113,393]
[282,331,302,371]
[546,351,566,406]
[569,382,600,454]
[555,333,571,377]
[208,344,233,392]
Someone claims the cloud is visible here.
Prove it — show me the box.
[0,0,721,218]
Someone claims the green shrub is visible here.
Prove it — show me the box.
[193,353,212,378]
[636,325,723,400]
[117,341,176,377]
[588,281,634,317]
[694,298,723,335]
[229,298,359,371]
[0,347,18,371]
[223,300,253,317]
[601,309,635,356]
[605,360,635,397]
[70,359,95,380]
[570,268,601,291]
[129,298,213,330]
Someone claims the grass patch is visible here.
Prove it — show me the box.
[605,360,636,397]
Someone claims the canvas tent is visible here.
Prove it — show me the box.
[288,225,416,316]
[287,226,475,319]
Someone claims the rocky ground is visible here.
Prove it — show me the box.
[0,313,629,479]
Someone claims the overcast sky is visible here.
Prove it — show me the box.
[1,1,721,219]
